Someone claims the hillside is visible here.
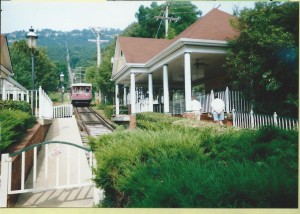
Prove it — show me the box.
[6,28,122,68]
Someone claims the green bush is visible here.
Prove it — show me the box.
[0,109,35,151]
[0,100,32,115]
[119,160,297,208]
[97,104,114,118]
[90,112,298,208]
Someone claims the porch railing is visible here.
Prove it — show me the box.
[200,87,251,113]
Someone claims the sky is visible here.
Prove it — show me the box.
[1,1,255,34]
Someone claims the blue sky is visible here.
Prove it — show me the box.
[1,1,255,33]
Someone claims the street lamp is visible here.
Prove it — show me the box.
[27,26,38,116]
[60,73,64,103]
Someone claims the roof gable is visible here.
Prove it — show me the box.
[1,35,14,76]
[173,8,239,41]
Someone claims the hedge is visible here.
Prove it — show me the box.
[89,112,298,208]
[0,101,35,151]
[0,100,32,115]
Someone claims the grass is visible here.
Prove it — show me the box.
[89,112,298,208]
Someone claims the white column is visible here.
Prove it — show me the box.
[123,86,127,106]
[130,73,136,114]
[163,65,169,113]
[148,73,153,112]
[21,91,24,101]
[184,52,192,111]
[2,79,6,100]
[115,84,119,115]
[13,89,17,101]
[26,91,29,103]
[225,86,230,112]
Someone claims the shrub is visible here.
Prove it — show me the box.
[90,112,298,208]
[0,100,32,115]
[119,160,297,208]
[0,109,34,151]
[104,105,114,119]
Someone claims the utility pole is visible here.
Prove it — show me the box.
[155,2,179,38]
[88,27,108,104]
[88,27,108,67]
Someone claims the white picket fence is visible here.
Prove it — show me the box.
[232,109,299,130]
[53,104,73,118]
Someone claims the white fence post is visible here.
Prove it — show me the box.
[0,154,10,207]
[250,109,254,129]
[232,108,236,127]
[39,86,42,119]
[273,112,278,126]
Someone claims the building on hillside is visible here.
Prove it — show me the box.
[0,35,27,101]
[111,8,250,122]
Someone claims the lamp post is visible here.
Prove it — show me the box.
[60,73,65,103]
[27,26,38,116]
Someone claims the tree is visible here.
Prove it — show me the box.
[85,42,115,104]
[10,40,59,92]
[224,2,299,117]
[133,1,201,39]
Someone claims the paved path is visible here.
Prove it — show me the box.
[15,116,103,207]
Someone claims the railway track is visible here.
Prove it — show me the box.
[74,107,115,144]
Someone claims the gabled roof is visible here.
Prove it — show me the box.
[118,37,171,64]
[117,8,238,64]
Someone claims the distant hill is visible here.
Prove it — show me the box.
[6,28,122,68]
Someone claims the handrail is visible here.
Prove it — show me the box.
[9,140,91,157]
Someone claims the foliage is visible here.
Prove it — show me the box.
[224,2,299,117]
[96,103,115,119]
[132,1,201,39]
[90,113,298,208]
[9,40,59,92]
[0,100,32,115]
[104,105,114,119]
[0,109,35,151]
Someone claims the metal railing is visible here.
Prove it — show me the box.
[53,104,73,118]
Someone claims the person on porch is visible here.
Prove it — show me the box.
[211,93,225,125]
[191,96,202,120]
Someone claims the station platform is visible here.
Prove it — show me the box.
[15,116,103,207]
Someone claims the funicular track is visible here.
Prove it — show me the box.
[74,107,114,143]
